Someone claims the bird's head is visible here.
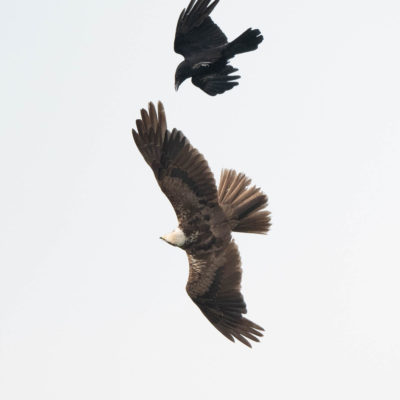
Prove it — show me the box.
[160,227,186,248]
[175,61,192,91]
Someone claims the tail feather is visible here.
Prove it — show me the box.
[225,28,263,58]
[218,169,271,234]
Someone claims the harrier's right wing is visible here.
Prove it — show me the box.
[132,102,219,226]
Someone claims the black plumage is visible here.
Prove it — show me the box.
[174,0,264,96]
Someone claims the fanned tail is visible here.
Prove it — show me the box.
[218,169,271,234]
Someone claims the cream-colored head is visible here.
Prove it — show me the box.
[160,227,186,247]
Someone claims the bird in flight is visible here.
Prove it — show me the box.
[132,102,271,347]
[174,0,264,96]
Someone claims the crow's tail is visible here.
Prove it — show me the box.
[225,28,263,59]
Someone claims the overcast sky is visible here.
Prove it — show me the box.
[1,0,399,399]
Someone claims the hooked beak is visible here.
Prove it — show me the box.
[175,82,180,91]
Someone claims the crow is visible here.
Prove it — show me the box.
[174,0,264,96]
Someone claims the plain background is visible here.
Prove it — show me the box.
[1,0,399,399]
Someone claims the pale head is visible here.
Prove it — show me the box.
[160,227,186,248]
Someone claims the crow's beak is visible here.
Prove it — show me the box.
[175,82,180,91]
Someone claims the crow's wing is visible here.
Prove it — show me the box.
[132,102,219,226]
[192,65,240,96]
[186,241,264,347]
[174,0,227,57]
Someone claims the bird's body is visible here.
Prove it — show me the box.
[174,0,264,95]
[132,102,271,347]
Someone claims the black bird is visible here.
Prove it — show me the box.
[174,0,264,96]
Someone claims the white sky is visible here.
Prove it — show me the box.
[1,0,399,399]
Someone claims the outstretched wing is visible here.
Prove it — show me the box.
[132,102,218,225]
[192,65,240,96]
[186,241,264,347]
[174,0,227,57]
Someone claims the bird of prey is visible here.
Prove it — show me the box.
[132,102,271,347]
[174,0,263,96]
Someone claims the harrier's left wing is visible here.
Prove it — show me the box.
[186,241,264,347]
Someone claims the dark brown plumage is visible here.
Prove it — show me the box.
[132,102,271,347]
